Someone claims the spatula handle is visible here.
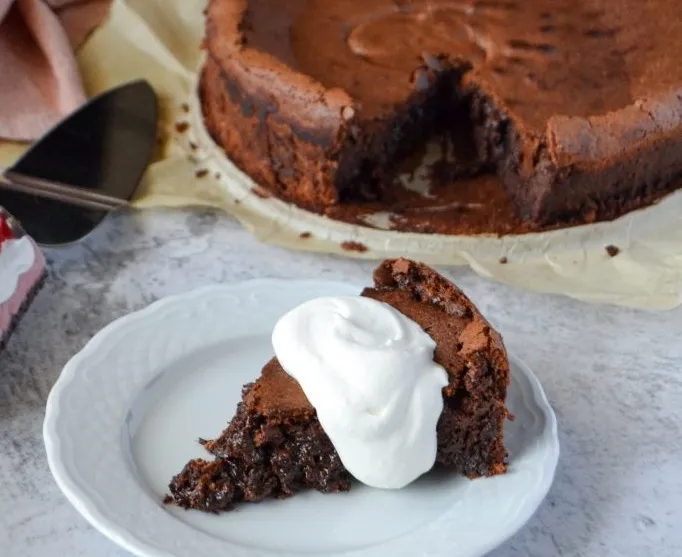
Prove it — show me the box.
[0,170,129,213]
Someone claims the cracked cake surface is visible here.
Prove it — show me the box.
[166,258,510,512]
[201,0,682,230]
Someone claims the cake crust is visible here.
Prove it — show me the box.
[167,258,510,512]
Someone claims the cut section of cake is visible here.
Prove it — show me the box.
[202,0,682,229]
[166,258,509,512]
[0,208,46,350]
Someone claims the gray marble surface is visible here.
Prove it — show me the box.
[1,208,681,557]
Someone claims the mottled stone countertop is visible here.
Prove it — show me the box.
[1,209,680,557]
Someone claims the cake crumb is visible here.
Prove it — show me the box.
[499,256,508,264]
[341,241,368,253]
[189,141,198,151]
[175,121,189,133]
[195,169,209,178]
[299,231,312,239]
[163,495,173,504]
[180,103,190,113]
[605,245,620,257]
[251,187,272,199]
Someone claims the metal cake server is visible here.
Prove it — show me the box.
[0,80,157,246]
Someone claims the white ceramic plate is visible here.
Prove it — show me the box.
[44,280,559,557]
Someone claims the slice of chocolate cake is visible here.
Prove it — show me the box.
[167,259,509,512]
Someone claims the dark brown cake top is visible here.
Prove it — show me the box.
[245,358,313,416]
[210,0,682,136]
[370,258,505,360]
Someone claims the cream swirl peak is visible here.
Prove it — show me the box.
[272,296,448,489]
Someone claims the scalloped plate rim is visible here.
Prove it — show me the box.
[44,279,559,557]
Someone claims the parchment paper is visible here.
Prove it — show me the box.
[2,0,682,310]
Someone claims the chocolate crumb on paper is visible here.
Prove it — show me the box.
[341,241,368,252]
[195,169,209,178]
[499,256,508,264]
[175,121,189,133]
[180,103,190,113]
[299,231,312,239]
[251,187,272,199]
[605,245,620,257]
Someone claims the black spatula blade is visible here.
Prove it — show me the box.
[1,80,157,246]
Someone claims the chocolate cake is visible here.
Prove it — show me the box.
[201,0,682,230]
[166,258,510,512]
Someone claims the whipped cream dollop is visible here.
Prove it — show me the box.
[272,296,448,489]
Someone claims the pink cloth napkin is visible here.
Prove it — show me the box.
[0,0,110,142]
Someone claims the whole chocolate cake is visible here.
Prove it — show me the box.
[166,258,510,512]
[200,0,682,231]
